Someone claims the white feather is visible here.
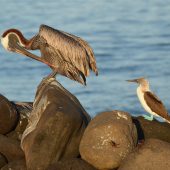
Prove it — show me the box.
[137,86,160,117]
[1,35,9,50]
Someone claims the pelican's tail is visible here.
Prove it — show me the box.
[57,62,86,85]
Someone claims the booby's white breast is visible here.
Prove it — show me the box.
[137,86,160,117]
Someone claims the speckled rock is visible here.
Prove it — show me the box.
[0,153,7,168]
[47,158,97,170]
[133,116,170,143]
[0,94,19,134]
[0,134,24,162]
[21,78,90,170]
[80,110,137,170]
[118,138,170,170]
[1,159,26,170]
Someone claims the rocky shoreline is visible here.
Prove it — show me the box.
[0,77,170,170]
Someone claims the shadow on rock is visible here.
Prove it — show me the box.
[7,102,33,140]
[21,77,91,170]
[132,116,170,143]
[0,94,32,169]
[0,153,8,169]
[47,158,97,170]
[0,95,19,135]
[118,138,170,170]
[0,134,24,162]
[1,158,26,170]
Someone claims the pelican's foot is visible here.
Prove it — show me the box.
[142,114,154,121]
[42,72,57,82]
[48,71,57,79]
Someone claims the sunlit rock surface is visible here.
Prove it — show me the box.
[21,78,90,170]
[80,110,137,169]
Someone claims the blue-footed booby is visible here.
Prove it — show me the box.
[127,77,170,123]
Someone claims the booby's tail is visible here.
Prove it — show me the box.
[162,115,170,124]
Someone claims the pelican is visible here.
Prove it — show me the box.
[127,77,170,123]
[1,24,98,85]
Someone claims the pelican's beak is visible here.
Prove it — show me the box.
[12,43,43,63]
[126,79,139,83]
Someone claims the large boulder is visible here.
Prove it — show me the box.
[133,116,170,143]
[80,110,137,169]
[0,94,18,134]
[21,78,90,170]
[47,158,97,170]
[119,138,170,170]
[0,101,31,169]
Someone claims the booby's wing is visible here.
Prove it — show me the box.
[38,25,98,80]
[144,91,168,118]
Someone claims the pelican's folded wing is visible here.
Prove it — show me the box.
[39,24,98,77]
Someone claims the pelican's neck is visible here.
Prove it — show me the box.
[13,31,34,50]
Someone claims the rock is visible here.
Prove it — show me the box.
[0,94,19,134]
[7,102,33,140]
[47,158,97,170]
[1,159,26,170]
[21,78,90,170]
[0,153,7,168]
[0,134,24,162]
[133,116,170,143]
[80,110,137,170]
[118,138,170,170]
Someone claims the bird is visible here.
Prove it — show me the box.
[1,24,98,85]
[127,77,170,123]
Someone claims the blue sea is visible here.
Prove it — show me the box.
[0,0,170,117]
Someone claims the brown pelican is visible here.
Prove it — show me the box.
[127,77,170,123]
[1,25,98,85]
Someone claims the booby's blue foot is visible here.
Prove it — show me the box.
[142,114,154,121]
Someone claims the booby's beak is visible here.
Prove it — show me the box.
[126,79,139,83]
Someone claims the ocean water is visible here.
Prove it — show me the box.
[0,0,170,117]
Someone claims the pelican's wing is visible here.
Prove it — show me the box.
[60,31,98,75]
[39,24,98,77]
[144,91,168,118]
[53,50,86,85]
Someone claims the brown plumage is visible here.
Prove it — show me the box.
[1,24,98,85]
[144,91,168,119]
[127,77,170,123]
